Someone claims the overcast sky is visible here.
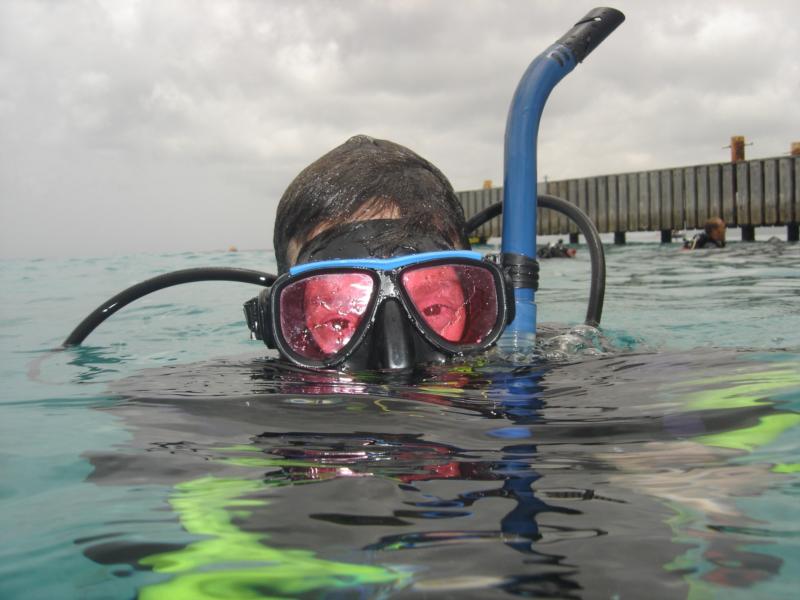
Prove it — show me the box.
[1,0,798,259]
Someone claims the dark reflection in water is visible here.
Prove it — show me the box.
[79,350,799,599]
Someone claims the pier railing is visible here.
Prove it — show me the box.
[457,155,800,241]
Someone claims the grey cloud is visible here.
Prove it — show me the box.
[1,0,798,258]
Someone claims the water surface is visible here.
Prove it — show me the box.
[1,241,798,599]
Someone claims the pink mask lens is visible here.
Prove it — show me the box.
[402,264,498,344]
[279,273,374,360]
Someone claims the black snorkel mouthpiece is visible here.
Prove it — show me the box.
[555,7,625,64]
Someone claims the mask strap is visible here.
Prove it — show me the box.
[243,287,275,348]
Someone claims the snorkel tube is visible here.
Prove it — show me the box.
[500,7,624,351]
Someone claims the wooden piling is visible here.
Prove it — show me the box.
[671,169,684,233]
[598,176,609,233]
[638,172,650,230]
[617,173,629,231]
[731,136,746,162]
[736,162,750,230]
[648,172,660,231]
[626,172,638,231]
[779,158,794,224]
[557,180,569,234]
[749,160,765,225]
[684,167,697,229]
[567,180,579,235]
[764,159,778,225]
[660,170,673,230]
[587,178,599,232]
[721,163,736,225]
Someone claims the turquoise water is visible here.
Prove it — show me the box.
[1,241,799,599]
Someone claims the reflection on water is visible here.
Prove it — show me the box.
[71,350,799,599]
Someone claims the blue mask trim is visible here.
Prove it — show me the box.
[289,250,483,276]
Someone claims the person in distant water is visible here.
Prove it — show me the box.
[537,238,576,259]
[244,135,513,371]
[683,217,726,250]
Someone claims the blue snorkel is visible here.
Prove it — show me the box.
[500,7,624,351]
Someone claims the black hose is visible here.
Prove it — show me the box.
[465,194,605,327]
[465,203,502,233]
[63,267,276,346]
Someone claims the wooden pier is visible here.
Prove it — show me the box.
[458,155,800,242]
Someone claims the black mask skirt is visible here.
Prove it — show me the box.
[294,219,457,266]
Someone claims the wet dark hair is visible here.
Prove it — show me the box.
[273,135,469,272]
[704,217,725,236]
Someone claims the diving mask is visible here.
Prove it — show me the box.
[244,250,514,370]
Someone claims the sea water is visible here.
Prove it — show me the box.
[1,240,799,599]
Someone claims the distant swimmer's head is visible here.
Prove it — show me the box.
[705,217,727,245]
[253,136,512,372]
[273,135,470,273]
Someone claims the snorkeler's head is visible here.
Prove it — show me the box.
[273,135,470,273]
[704,217,727,243]
[248,136,512,372]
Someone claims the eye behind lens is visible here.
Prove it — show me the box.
[279,272,375,361]
[402,263,500,347]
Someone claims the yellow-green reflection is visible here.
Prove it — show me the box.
[679,365,800,450]
[697,413,800,451]
[662,363,799,597]
[677,366,800,411]
[139,476,409,600]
